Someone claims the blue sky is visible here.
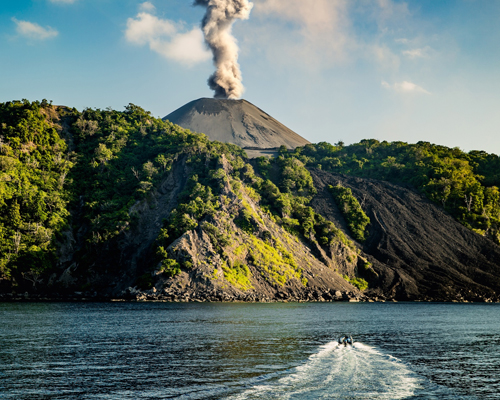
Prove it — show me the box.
[1,0,499,153]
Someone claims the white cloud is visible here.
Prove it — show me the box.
[12,18,59,40]
[49,0,77,3]
[382,80,431,94]
[139,2,156,13]
[125,12,176,45]
[125,10,210,66]
[149,28,210,65]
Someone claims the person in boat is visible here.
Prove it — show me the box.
[339,334,353,346]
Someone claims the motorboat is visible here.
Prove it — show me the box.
[338,335,353,347]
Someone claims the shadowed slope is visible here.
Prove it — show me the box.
[310,170,500,301]
[164,98,310,149]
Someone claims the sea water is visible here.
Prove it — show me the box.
[0,302,498,399]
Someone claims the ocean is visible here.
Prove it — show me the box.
[0,302,498,399]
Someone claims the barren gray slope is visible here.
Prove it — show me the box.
[164,98,310,149]
[310,170,500,302]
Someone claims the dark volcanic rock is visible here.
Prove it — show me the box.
[310,170,500,302]
[164,98,310,149]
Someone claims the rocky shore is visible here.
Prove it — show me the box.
[1,288,497,303]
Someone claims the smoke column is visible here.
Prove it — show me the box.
[194,0,253,99]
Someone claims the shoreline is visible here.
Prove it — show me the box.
[1,294,497,304]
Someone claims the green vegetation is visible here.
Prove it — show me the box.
[343,274,369,291]
[200,221,231,254]
[250,155,354,250]
[156,246,181,277]
[329,184,370,242]
[234,208,257,234]
[247,236,302,286]
[277,156,316,197]
[71,104,243,248]
[0,100,248,289]
[0,100,73,283]
[289,141,500,243]
[222,260,253,291]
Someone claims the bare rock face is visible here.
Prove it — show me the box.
[310,170,500,302]
[164,98,310,150]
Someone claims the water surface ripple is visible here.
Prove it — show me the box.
[0,302,498,399]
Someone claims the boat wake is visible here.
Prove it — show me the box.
[230,341,421,400]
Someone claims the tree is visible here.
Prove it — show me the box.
[142,161,158,179]
[94,143,113,166]
[75,116,99,136]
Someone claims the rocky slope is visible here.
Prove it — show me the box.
[129,167,500,303]
[38,159,500,303]
[41,155,364,303]
[164,98,310,150]
[310,170,500,302]
[146,156,363,302]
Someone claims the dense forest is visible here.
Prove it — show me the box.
[0,100,72,284]
[1,99,499,297]
[287,141,500,243]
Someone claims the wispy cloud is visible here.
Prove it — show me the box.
[252,0,350,66]
[12,18,59,40]
[382,80,431,94]
[248,0,415,70]
[396,37,435,60]
[125,4,210,66]
[125,12,176,45]
[49,0,77,4]
[402,46,432,59]
[395,38,410,44]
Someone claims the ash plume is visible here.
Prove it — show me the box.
[194,0,253,99]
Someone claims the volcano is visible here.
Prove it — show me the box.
[164,98,310,151]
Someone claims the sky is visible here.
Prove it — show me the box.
[1,0,499,153]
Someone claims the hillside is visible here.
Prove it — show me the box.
[164,98,310,150]
[1,100,499,302]
[311,171,500,301]
[289,141,500,245]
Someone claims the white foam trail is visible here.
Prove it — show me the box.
[231,341,421,400]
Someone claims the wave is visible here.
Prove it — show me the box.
[230,341,421,400]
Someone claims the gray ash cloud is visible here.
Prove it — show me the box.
[194,0,253,99]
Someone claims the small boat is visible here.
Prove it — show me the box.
[338,335,354,347]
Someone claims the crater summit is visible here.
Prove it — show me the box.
[164,98,310,150]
